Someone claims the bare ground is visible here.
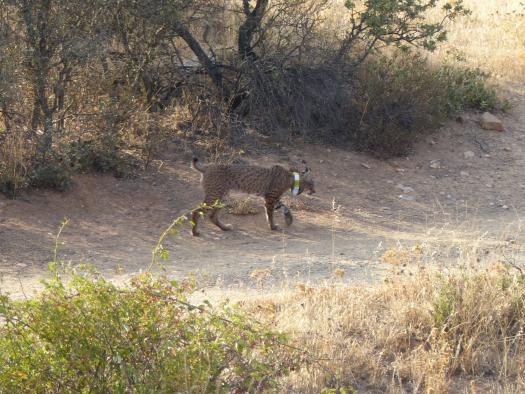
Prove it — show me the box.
[2,87,525,298]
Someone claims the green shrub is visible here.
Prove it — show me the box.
[350,52,443,157]
[30,153,72,191]
[64,139,138,178]
[436,64,500,114]
[0,267,297,393]
[348,51,503,157]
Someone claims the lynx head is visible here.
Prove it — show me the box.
[300,166,315,195]
[291,161,315,195]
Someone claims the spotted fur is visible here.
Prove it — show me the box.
[190,157,315,236]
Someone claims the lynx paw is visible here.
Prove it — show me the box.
[284,212,293,226]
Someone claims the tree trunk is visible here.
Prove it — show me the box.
[173,21,230,98]
[238,0,268,62]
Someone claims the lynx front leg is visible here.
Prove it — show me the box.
[264,198,280,231]
[191,207,203,236]
[275,201,293,226]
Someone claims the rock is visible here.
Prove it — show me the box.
[460,171,470,177]
[430,160,441,169]
[319,159,325,164]
[396,184,414,193]
[480,112,504,131]
[399,194,416,201]
[502,205,509,210]
[464,150,475,159]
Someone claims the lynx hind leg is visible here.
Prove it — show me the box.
[275,201,293,226]
[265,198,280,231]
[201,195,231,232]
[209,207,233,231]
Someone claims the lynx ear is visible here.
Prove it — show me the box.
[301,160,310,175]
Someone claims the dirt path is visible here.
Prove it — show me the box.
[2,88,525,298]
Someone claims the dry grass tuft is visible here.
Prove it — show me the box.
[249,261,525,392]
[226,196,260,215]
[282,196,323,212]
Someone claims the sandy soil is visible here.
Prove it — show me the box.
[1,86,525,298]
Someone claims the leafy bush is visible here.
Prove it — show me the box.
[30,153,72,191]
[0,268,297,393]
[64,139,138,178]
[348,51,503,157]
[436,64,500,114]
[349,52,443,157]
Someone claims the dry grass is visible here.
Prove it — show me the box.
[0,130,31,197]
[281,195,324,212]
[428,0,525,84]
[245,252,525,392]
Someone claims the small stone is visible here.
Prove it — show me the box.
[460,171,470,177]
[360,163,371,169]
[447,194,452,199]
[464,151,475,159]
[484,154,491,158]
[386,180,394,184]
[396,184,414,193]
[456,115,465,124]
[502,205,509,210]
[399,194,416,201]
[319,159,325,164]
[480,112,504,131]
[430,160,441,169]
[503,147,511,152]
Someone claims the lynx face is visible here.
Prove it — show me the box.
[297,168,315,195]
[190,157,315,236]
